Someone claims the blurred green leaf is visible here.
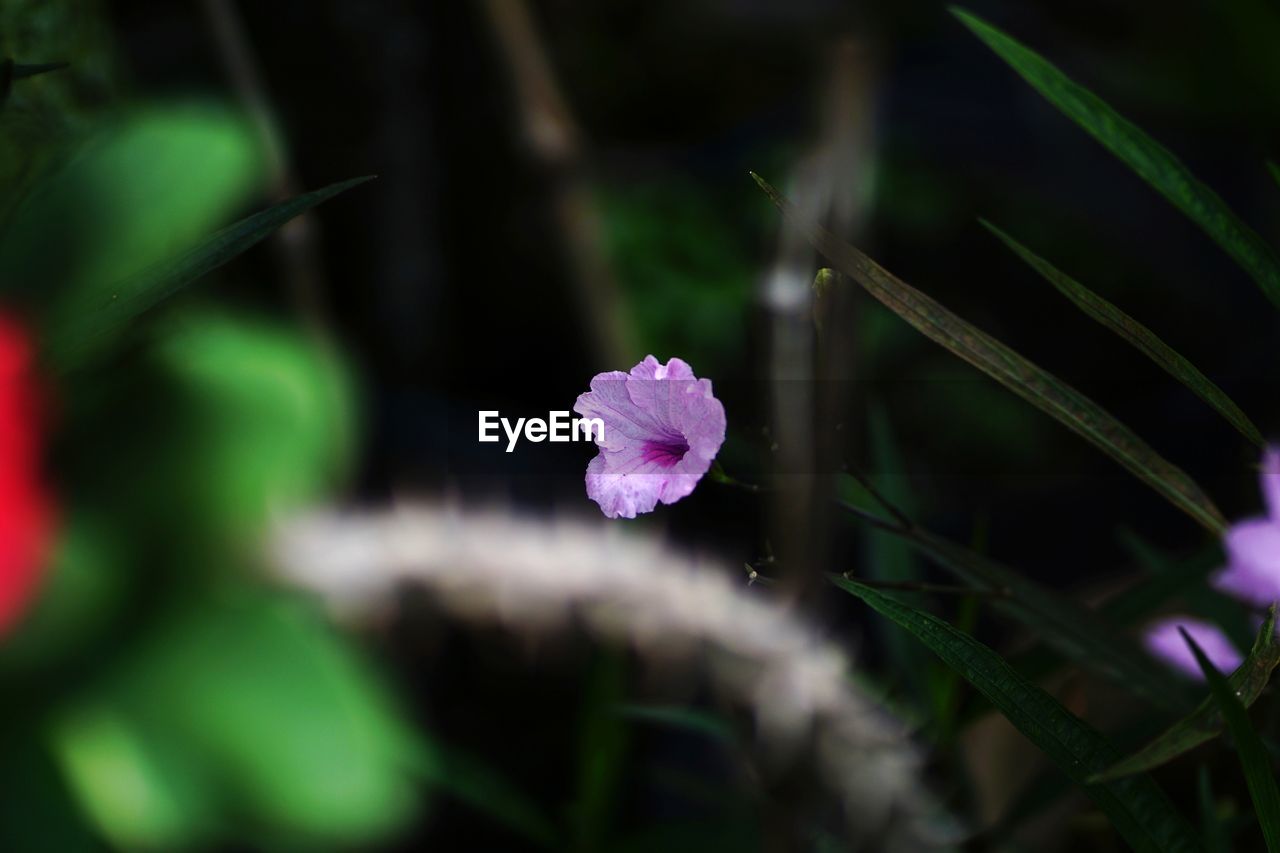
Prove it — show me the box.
[0,512,125,671]
[0,106,263,302]
[53,593,422,848]
[1092,610,1280,782]
[10,62,69,82]
[154,310,354,541]
[983,220,1264,447]
[52,705,214,849]
[953,7,1280,310]
[0,737,101,852]
[0,0,115,221]
[1184,620,1280,851]
[832,577,1205,853]
[599,180,754,368]
[753,172,1226,534]
[47,174,372,369]
[569,652,630,851]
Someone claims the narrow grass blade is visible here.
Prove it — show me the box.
[752,173,1226,534]
[11,62,69,81]
[1092,610,1280,783]
[1183,621,1280,852]
[983,220,1264,448]
[952,7,1280,310]
[856,516,1190,705]
[832,577,1206,853]
[47,176,374,369]
[615,704,734,744]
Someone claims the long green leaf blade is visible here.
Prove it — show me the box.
[952,7,1280,310]
[11,61,69,81]
[48,176,374,369]
[839,509,1190,706]
[752,173,1226,533]
[983,220,1264,447]
[1092,610,1280,782]
[832,577,1206,853]
[1184,621,1280,852]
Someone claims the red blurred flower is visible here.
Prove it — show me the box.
[0,314,52,635]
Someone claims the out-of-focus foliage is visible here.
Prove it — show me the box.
[154,311,355,540]
[0,0,115,221]
[598,180,757,370]
[51,594,421,850]
[0,4,422,850]
[0,106,263,297]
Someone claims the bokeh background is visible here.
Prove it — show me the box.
[4,0,1280,849]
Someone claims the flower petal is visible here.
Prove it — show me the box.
[1143,616,1243,680]
[574,370,667,452]
[1223,516,1280,588]
[576,356,726,518]
[584,452,662,519]
[1212,559,1280,608]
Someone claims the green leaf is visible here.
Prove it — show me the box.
[1,107,265,304]
[838,508,1189,706]
[1183,619,1280,852]
[0,59,66,104]
[1092,610,1280,782]
[831,577,1205,853]
[982,220,1264,448]
[153,310,355,542]
[752,173,1226,534]
[47,175,373,368]
[569,652,630,851]
[952,7,1280,310]
[53,593,422,848]
[10,61,67,81]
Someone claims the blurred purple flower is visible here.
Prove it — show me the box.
[1211,447,1280,607]
[1143,616,1242,680]
[574,355,726,519]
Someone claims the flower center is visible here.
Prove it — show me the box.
[640,436,690,469]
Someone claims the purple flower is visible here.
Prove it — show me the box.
[1211,447,1280,607]
[573,355,726,519]
[1143,616,1243,680]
